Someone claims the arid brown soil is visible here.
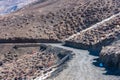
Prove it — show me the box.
[0,44,58,80]
[65,13,120,49]
[0,0,120,42]
[0,0,120,79]
[0,44,72,80]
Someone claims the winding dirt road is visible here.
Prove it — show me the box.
[45,43,120,80]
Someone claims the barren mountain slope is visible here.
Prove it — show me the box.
[0,0,120,42]
[65,12,120,49]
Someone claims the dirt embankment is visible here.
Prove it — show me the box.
[65,13,120,50]
[0,0,120,43]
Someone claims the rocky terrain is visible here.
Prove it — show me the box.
[64,11,120,71]
[65,12,120,50]
[0,0,120,42]
[100,40,120,70]
[0,44,72,80]
[0,0,120,80]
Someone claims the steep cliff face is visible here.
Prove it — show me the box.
[100,42,120,70]
[0,0,120,42]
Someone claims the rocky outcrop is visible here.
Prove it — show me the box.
[0,0,120,42]
[99,42,120,70]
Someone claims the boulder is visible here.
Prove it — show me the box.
[100,44,120,69]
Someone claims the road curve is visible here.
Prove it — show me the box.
[45,43,120,80]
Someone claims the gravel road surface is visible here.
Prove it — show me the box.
[45,43,120,80]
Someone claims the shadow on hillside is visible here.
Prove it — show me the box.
[92,58,120,76]
[63,42,120,76]
[63,43,102,56]
[88,47,102,56]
